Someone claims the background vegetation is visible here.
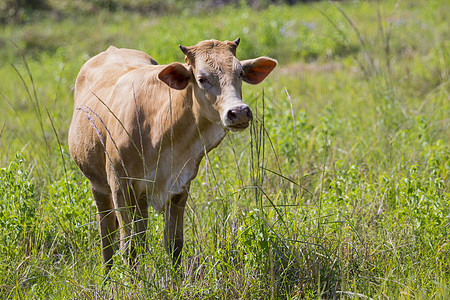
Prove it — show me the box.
[0,0,448,298]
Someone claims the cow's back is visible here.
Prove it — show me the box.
[74,46,158,107]
[68,46,158,190]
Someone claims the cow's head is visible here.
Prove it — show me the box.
[158,38,277,131]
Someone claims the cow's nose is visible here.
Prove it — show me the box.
[227,106,253,124]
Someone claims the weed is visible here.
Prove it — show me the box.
[0,0,448,298]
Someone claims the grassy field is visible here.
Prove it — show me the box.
[0,0,449,298]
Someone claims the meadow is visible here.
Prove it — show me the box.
[0,0,448,298]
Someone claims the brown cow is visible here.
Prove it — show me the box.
[68,38,276,272]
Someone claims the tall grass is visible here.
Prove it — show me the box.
[0,0,448,298]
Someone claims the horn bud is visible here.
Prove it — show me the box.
[179,45,189,55]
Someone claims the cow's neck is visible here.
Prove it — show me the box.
[140,79,228,212]
[190,88,228,153]
[150,84,227,202]
[155,84,227,162]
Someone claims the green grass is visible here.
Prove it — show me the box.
[0,0,449,298]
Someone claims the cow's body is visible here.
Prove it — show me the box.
[70,46,225,212]
[68,39,276,271]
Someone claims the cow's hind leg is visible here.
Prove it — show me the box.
[91,185,118,273]
[164,192,187,271]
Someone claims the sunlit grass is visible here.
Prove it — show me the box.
[0,0,448,298]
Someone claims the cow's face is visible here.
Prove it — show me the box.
[158,39,277,132]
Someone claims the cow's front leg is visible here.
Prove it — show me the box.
[164,192,187,270]
[111,179,148,270]
[91,184,117,273]
[132,192,149,270]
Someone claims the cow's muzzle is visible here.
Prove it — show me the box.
[224,105,253,131]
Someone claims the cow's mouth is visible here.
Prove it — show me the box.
[227,122,250,132]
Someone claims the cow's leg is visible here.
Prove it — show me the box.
[91,185,117,272]
[131,192,149,269]
[164,191,187,270]
[111,180,148,270]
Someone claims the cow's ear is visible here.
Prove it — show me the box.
[241,57,277,85]
[158,63,192,90]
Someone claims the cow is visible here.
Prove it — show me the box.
[68,38,277,273]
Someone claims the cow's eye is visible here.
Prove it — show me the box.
[198,76,208,85]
